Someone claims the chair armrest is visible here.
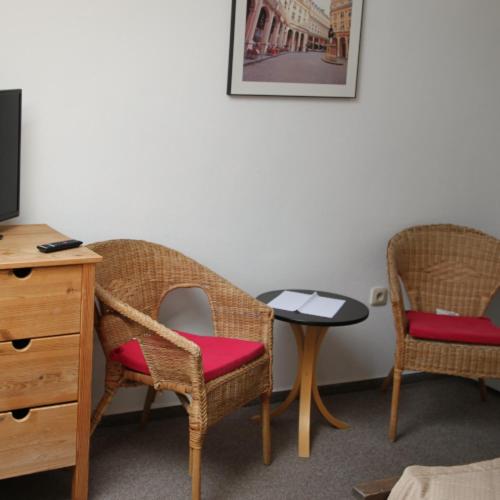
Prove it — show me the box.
[96,284,199,354]
[95,284,204,391]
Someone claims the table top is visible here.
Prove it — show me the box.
[257,289,369,327]
[0,224,102,269]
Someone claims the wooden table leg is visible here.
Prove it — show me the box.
[252,323,304,421]
[255,322,349,458]
[270,323,304,417]
[311,328,349,430]
[298,326,321,458]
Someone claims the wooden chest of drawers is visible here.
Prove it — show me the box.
[0,224,101,500]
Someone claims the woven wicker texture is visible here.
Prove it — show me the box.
[88,239,273,499]
[386,224,500,441]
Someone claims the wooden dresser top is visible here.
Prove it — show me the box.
[0,224,102,269]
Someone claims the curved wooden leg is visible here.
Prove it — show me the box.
[381,366,394,393]
[91,385,118,435]
[140,386,157,426]
[311,329,349,430]
[312,387,349,429]
[261,393,272,465]
[271,323,304,417]
[389,368,402,442]
[252,323,304,422]
[479,378,487,402]
[298,326,320,458]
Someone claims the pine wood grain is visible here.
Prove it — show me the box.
[0,224,101,500]
[0,265,82,340]
[0,334,79,411]
[0,224,101,269]
[71,264,95,500]
[0,403,78,479]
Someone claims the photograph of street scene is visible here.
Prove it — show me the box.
[243,0,353,85]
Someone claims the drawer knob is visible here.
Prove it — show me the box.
[11,408,31,421]
[12,339,31,350]
[12,268,32,279]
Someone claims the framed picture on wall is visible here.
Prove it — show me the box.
[227,0,363,98]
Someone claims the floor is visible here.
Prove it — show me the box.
[2,376,500,499]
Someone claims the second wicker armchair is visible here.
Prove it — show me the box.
[385,224,500,442]
[88,240,274,500]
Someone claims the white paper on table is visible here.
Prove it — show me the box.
[266,291,313,311]
[298,293,345,318]
[266,290,346,319]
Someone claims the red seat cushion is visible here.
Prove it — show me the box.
[407,311,500,345]
[109,330,265,382]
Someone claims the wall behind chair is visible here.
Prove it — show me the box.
[1,0,499,414]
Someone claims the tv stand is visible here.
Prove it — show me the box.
[0,224,101,500]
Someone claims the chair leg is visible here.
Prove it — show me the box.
[191,446,202,500]
[91,385,119,435]
[381,366,394,392]
[188,446,193,476]
[261,393,272,465]
[389,368,402,442]
[479,378,488,402]
[141,386,157,426]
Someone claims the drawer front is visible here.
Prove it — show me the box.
[0,265,82,341]
[0,402,77,479]
[0,334,79,412]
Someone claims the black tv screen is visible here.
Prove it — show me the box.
[0,89,21,222]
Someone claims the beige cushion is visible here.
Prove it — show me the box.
[388,458,500,500]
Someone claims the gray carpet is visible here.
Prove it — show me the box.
[2,376,500,500]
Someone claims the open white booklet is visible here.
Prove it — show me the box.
[267,291,345,319]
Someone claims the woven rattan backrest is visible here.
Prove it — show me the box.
[388,225,500,316]
[88,239,223,319]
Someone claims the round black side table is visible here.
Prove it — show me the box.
[258,289,369,458]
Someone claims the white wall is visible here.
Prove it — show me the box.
[1,0,499,414]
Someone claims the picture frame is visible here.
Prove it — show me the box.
[227,0,363,98]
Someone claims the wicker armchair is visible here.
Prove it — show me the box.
[386,224,500,441]
[88,240,273,500]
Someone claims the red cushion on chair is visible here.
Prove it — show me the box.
[407,311,500,345]
[109,330,265,382]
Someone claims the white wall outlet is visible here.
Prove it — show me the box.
[370,287,388,306]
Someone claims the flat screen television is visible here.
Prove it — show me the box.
[0,89,22,223]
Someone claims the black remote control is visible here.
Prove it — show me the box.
[37,239,83,253]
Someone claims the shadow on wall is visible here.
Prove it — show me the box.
[486,291,500,326]
[484,291,500,391]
